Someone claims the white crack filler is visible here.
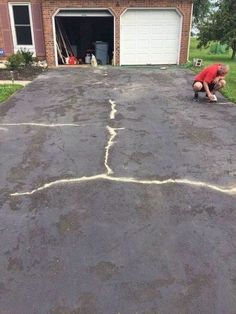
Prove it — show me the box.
[10,175,236,196]
[109,100,117,120]
[0,123,83,127]
[104,126,124,174]
[9,99,236,197]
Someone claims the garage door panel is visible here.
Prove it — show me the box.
[150,55,176,64]
[137,34,151,41]
[122,40,137,49]
[137,26,150,34]
[121,9,181,65]
[150,34,177,41]
[150,40,165,48]
[151,26,179,35]
[121,25,137,33]
[151,40,179,48]
[122,53,148,65]
[136,41,149,50]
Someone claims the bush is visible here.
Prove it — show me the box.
[209,42,228,55]
[18,49,33,65]
[6,52,25,71]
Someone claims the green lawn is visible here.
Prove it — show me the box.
[189,38,236,103]
[0,84,23,103]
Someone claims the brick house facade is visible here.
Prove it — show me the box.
[0,0,193,66]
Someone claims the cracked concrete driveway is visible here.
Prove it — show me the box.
[1,66,236,314]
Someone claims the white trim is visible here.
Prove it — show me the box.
[120,7,183,66]
[8,2,35,54]
[113,12,116,65]
[177,9,183,65]
[57,10,112,17]
[52,8,115,66]
[52,11,58,66]
[187,3,194,62]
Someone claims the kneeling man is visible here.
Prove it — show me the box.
[192,64,229,102]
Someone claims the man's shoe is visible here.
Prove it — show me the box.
[192,92,199,102]
[192,95,199,102]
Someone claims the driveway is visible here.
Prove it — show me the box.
[0,67,236,314]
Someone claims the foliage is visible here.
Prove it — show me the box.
[6,49,34,70]
[18,49,34,65]
[197,0,236,59]
[6,52,25,71]
[209,42,228,54]
[193,0,212,25]
[189,37,236,103]
[0,84,23,102]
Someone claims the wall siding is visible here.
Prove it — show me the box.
[0,3,13,55]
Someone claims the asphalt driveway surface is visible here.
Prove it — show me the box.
[1,67,236,314]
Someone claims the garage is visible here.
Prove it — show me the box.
[120,9,182,65]
[0,0,193,66]
[54,9,114,65]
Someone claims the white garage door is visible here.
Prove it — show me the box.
[120,9,182,65]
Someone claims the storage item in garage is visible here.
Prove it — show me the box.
[95,41,109,65]
[68,56,77,65]
[85,53,91,64]
[91,54,98,67]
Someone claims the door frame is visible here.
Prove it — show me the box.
[52,8,116,66]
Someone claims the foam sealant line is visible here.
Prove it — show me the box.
[10,174,236,197]
[109,100,117,120]
[9,98,236,198]
[104,126,125,174]
[0,123,82,128]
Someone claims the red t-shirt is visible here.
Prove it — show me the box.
[195,64,221,84]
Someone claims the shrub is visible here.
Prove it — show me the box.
[18,49,34,65]
[209,42,228,55]
[32,56,39,63]
[6,52,25,71]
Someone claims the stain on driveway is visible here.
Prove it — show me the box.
[0,67,236,313]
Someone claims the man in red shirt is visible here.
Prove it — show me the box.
[192,63,229,102]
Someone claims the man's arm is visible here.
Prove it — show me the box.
[203,82,212,98]
[213,76,225,84]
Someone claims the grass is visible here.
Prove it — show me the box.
[188,37,236,103]
[0,84,23,103]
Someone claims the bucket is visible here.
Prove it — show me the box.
[85,54,91,64]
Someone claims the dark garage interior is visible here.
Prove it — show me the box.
[55,13,114,65]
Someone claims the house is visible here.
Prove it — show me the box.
[0,0,193,66]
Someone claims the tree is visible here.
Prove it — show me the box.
[197,0,236,59]
[193,0,212,25]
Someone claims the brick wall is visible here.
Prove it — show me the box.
[0,1,13,58]
[0,15,3,53]
[42,0,193,66]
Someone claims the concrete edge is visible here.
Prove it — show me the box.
[0,80,31,86]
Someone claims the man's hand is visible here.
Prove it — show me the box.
[208,93,215,101]
[208,93,217,102]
